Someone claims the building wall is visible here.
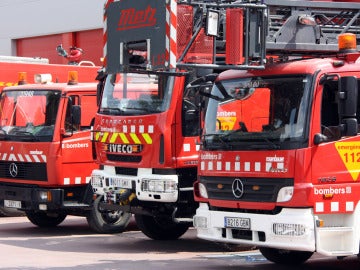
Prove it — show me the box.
[0,0,103,65]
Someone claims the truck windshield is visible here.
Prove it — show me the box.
[0,90,61,142]
[99,73,174,115]
[203,75,312,150]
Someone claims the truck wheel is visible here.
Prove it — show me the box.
[135,214,189,240]
[86,195,131,234]
[259,247,313,265]
[25,211,67,227]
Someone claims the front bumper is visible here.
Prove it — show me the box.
[0,183,90,212]
[91,167,179,203]
[193,203,316,252]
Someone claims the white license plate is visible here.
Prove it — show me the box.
[224,217,250,229]
[4,199,22,209]
[108,178,132,189]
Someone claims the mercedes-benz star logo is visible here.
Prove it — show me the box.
[9,163,18,178]
[232,178,244,199]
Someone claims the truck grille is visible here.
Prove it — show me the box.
[200,176,293,202]
[107,154,142,163]
[0,161,47,181]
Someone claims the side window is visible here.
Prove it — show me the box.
[321,82,341,141]
[182,77,200,137]
[65,95,80,132]
[80,95,97,129]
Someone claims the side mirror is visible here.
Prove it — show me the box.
[313,133,328,145]
[338,76,358,136]
[338,76,357,118]
[206,9,220,37]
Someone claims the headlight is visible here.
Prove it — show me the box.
[141,179,177,193]
[38,191,52,202]
[277,186,294,202]
[198,183,208,198]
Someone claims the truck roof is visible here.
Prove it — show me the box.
[2,82,98,93]
[217,56,360,81]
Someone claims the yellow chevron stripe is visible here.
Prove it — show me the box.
[142,133,152,144]
[119,133,129,144]
[101,132,109,143]
[130,133,141,144]
[110,133,118,143]
[95,132,101,141]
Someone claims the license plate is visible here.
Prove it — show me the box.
[108,178,132,189]
[4,199,22,209]
[224,217,250,229]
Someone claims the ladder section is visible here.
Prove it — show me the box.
[266,0,360,54]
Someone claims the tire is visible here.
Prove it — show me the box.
[259,247,313,265]
[135,214,189,240]
[25,211,67,227]
[86,195,131,234]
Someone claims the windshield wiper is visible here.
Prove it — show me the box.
[9,130,40,141]
[100,107,124,115]
[202,133,233,150]
[248,137,280,150]
[0,129,11,141]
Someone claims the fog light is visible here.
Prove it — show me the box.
[39,204,47,211]
[273,223,305,236]
[194,216,208,228]
[91,174,103,188]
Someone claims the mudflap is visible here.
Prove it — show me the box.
[82,183,95,205]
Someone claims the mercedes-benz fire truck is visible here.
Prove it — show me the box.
[90,0,266,238]
[192,0,360,264]
[0,69,129,232]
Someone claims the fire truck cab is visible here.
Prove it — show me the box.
[90,0,264,239]
[192,0,360,265]
[0,71,128,232]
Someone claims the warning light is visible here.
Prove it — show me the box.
[67,71,78,85]
[338,33,357,52]
[34,74,52,84]
[17,72,27,85]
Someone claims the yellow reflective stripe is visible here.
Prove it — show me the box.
[142,133,152,144]
[119,133,129,144]
[101,132,109,143]
[95,132,101,141]
[130,133,141,144]
[110,133,118,143]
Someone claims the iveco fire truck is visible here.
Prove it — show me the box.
[90,0,264,238]
[193,0,360,264]
[0,69,129,232]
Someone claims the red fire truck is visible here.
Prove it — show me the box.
[0,68,130,232]
[193,0,360,264]
[89,0,247,238]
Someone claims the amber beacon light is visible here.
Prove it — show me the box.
[338,33,357,52]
